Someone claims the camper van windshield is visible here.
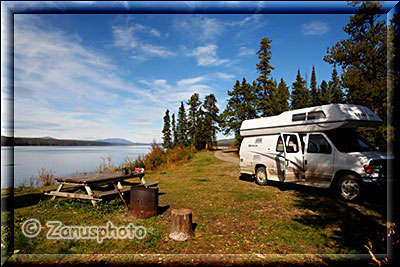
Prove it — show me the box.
[326,129,376,153]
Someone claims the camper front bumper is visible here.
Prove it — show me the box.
[362,177,386,184]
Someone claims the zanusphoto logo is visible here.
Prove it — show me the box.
[22,219,147,243]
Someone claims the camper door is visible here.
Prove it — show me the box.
[280,133,303,182]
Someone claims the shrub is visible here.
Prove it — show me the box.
[37,167,55,186]
[121,141,195,172]
[97,155,117,174]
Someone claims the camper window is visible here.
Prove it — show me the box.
[307,111,326,120]
[326,129,376,153]
[292,113,306,121]
[276,136,284,152]
[307,134,332,154]
[284,134,299,153]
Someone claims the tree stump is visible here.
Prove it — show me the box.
[169,208,194,241]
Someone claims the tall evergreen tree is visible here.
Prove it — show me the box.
[203,94,219,150]
[328,65,344,103]
[176,102,188,146]
[162,109,172,149]
[187,93,201,148]
[310,65,320,106]
[276,78,290,113]
[291,69,311,110]
[319,80,331,105]
[220,78,257,148]
[255,37,276,117]
[171,113,177,147]
[324,1,387,148]
[324,2,386,114]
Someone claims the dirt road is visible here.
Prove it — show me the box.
[214,149,239,164]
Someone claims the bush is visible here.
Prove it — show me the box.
[37,167,55,186]
[122,140,195,171]
[97,155,117,174]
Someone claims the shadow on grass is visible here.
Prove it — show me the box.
[157,205,170,216]
[10,192,49,209]
[239,178,388,254]
[292,190,388,254]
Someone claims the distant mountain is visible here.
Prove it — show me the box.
[41,136,55,140]
[1,136,151,146]
[94,138,133,144]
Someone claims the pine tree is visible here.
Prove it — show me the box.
[187,93,201,148]
[319,80,331,105]
[171,113,177,147]
[255,37,276,117]
[291,69,311,110]
[324,2,387,148]
[176,102,188,146]
[195,107,207,150]
[220,78,257,148]
[203,94,219,149]
[162,109,172,149]
[310,65,320,106]
[328,65,344,103]
[276,78,290,112]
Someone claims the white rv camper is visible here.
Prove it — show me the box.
[239,104,392,201]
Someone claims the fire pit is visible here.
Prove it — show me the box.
[129,186,158,219]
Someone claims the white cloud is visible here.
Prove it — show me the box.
[140,44,175,57]
[227,14,262,27]
[188,44,232,67]
[112,22,174,58]
[238,46,256,56]
[174,16,224,41]
[214,72,235,80]
[301,21,329,35]
[177,76,205,87]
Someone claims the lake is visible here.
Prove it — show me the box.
[1,145,151,188]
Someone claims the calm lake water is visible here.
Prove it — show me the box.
[1,145,151,188]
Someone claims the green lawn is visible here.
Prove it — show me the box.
[1,151,390,265]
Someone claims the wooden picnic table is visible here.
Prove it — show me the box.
[44,170,158,206]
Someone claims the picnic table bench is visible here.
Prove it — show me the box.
[44,169,158,206]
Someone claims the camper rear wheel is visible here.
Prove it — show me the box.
[255,166,268,186]
[337,174,363,202]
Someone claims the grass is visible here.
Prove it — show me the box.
[1,151,391,265]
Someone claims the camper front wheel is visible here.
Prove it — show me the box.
[255,166,268,186]
[337,174,363,202]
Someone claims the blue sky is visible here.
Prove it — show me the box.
[1,1,396,143]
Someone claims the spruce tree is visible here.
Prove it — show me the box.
[324,2,387,148]
[328,65,344,103]
[319,80,331,105]
[324,2,386,115]
[176,102,188,146]
[203,94,219,149]
[220,78,257,148]
[187,93,201,148]
[291,69,311,110]
[171,113,177,147]
[276,78,290,112]
[310,65,320,106]
[255,37,276,117]
[162,109,172,149]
